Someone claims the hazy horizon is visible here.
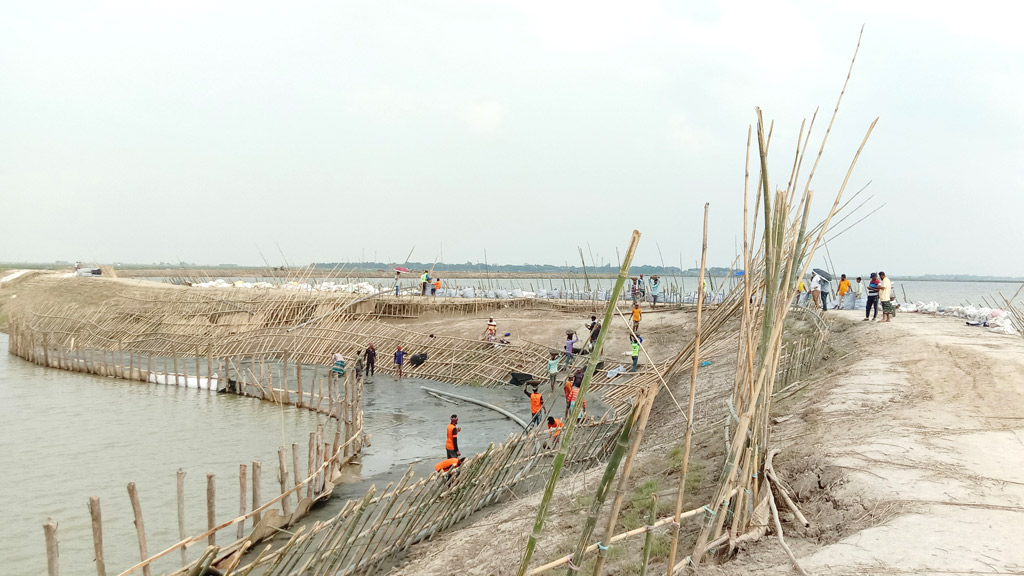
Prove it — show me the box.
[3,1,1022,277]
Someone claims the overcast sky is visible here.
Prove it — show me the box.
[2,1,1021,276]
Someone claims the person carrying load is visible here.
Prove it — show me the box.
[524,382,544,428]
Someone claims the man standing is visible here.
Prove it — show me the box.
[446,414,461,458]
[854,276,865,301]
[364,343,377,377]
[810,272,822,309]
[631,302,642,333]
[865,273,880,321]
[878,271,894,322]
[630,336,640,372]
[836,274,851,309]
[585,315,601,351]
[524,384,544,429]
[420,270,430,296]
[394,345,405,379]
[650,276,661,308]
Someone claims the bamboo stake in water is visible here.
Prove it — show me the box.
[207,474,216,546]
[516,230,641,576]
[89,497,106,576]
[666,204,710,574]
[238,465,248,540]
[127,482,151,576]
[44,518,59,576]
[177,470,187,566]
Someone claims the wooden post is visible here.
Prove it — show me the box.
[126,482,151,576]
[173,353,180,386]
[237,464,247,539]
[252,462,262,526]
[292,443,301,507]
[296,360,302,407]
[206,344,213,385]
[44,518,59,576]
[206,473,216,546]
[88,497,106,576]
[195,345,202,388]
[176,469,187,566]
[278,448,292,516]
[307,433,315,498]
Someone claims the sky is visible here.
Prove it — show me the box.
[2,1,1022,276]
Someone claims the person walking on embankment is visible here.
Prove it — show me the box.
[585,315,601,352]
[631,302,642,333]
[630,335,640,372]
[865,273,880,321]
[394,345,405,379]
[524,383,544,429]
[446,414,461,458]
[547,352,560,391]
[364,343,377,377]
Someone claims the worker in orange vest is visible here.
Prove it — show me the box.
[524,383,544,429]
[434,456,465,473]
[446,414,461,458]
[546,416,563,438]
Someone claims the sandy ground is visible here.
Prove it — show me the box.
[712,311,1024,575]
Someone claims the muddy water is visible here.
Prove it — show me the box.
[0,334,577,575]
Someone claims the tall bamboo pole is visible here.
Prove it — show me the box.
[89,496,107,576]
[665,204,710,573]
[516,230,641,576]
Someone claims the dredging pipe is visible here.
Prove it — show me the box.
[420,386,528,429]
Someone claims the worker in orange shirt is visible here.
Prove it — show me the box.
[432,277,441,297]
[631,302,642,333]
[434,456,465,473]
[446,414,461,458]
[524,383,544,429]
[546,416,563,438]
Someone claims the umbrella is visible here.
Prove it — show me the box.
[394,267,410,273]
[812,268,833,282]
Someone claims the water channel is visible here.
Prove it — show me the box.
[0,333,542,575]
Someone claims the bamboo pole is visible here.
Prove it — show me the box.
[127,482,151,576]
[516,229,640,576]
[207,474,216,546]
[177,470,187,566]
[292,443,302,508]
[639,494,657,576]
[238,464,248,540]
[276,448,292,517]
[89,497,107,576]
[44,518,59,576]
[665,204,710,573]
[252,462,262,526]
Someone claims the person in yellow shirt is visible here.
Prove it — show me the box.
[836,274,851,310]
[631,302,642,333]
[878,271,894,322]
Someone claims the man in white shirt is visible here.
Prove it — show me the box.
[878,271,894,322]
[810,272,822,308]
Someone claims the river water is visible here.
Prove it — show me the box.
[0,334,541,576]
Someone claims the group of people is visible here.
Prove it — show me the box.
[393,270,442,297]
[798,270,897,323]
[631,274,663,307]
